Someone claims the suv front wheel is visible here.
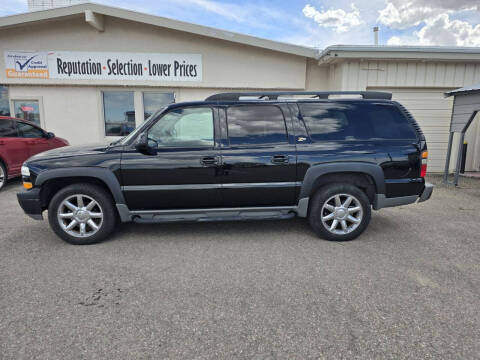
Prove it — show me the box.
[48,184,117,245]
[309,183,371,241]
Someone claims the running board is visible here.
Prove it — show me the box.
[130,206,296,224]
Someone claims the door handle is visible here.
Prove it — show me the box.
[201,156,219,166]
[0,140,4,146]
[271,155,289,164]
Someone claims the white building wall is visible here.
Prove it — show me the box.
[0,16,308,90]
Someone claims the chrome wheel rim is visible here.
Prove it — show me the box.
[321,193,363,235]
[57,194,104,238]
[0,165,4,189]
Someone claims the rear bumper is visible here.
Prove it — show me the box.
[418,182,434,202]
[17,188,43,220]
[373,182,433,210]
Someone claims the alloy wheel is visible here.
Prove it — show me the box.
[320,193,363,235]
[57,194,104,238]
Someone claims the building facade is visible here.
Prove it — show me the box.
[1,3,480,172]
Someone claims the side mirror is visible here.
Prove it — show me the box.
[135,132,157,155]
[46,132,55,139]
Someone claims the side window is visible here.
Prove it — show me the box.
[299,103,417,141]
[366,105,417,140]
[17,122,44,138]
[147,107,214,148]
[299,104,353,141]
[0,120,17,138]
[226,105,287,146]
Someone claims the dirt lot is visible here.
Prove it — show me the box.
[0,175,479,359]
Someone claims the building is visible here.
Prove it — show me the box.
[1,3,480,172]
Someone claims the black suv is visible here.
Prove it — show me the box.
[17,91,433,245]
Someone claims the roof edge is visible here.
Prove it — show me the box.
[318,45,480,63]
[0,2,318,59]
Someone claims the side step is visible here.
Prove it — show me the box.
[131,206,296,224]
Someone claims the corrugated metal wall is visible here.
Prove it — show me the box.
[333,60,480,172]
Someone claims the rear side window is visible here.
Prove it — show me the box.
[226,105,288,146]
[0,120,17,138]
[299,103,417,141]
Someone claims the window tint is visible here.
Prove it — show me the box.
[13,100,40,126]
[148,107,214,148]
[143,92,175,120]
[0,86,10,116]
[227,105,287,146]
[17,122,44,138]
[103,92,135,136]
[299,103,417,141]
[0,120,17,137]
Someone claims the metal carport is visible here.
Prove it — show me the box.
[443,84,480,185]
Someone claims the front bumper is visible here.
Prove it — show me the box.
[17,188,43,220]
[418,182,434,202]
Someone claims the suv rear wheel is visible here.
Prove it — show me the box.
[309,183,371,241]
[48,184,117,245]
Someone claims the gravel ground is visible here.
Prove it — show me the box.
[0,175,479,359]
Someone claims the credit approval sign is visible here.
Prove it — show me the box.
[4,51,202,81]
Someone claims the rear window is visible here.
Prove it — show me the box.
[226,105,288,146]
[299,102,417,141]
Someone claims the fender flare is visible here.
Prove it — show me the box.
[299,162,385,199]
[35,167,126,204]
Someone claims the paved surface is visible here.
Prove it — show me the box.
[1,175,479,359]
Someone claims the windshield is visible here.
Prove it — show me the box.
[114,108,166,146]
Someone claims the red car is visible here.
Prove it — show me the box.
[0,116,69,190]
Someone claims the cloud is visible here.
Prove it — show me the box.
[378,0,479,29]
[302,3,363,33]
[386,14,480,46]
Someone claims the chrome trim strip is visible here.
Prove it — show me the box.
[122,182,302,191]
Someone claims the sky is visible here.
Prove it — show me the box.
[1,0,479,48]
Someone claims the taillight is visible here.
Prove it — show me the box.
[420,151,428,177]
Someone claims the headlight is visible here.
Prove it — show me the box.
[21,165,30,177]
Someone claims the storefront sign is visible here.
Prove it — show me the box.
[5,51,202,81]
[4,51,49,79]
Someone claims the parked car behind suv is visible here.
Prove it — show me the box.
[17,91,433,245]
[0,116,68,191]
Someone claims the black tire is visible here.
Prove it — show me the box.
[48,183,117,245]
[0,161,6,191]
[308,183,371,241]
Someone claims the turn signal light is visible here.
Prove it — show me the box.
[23,182,33,190]
[420,151,428,177]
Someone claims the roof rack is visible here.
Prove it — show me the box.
[205,91,392,101]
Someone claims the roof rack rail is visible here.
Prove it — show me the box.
[205,91,392,101]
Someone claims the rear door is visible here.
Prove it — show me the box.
[0,119,25,176]
[219,103,297,207]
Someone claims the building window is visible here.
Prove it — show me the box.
[143,92,175,120]
[103,91,135,136]
[13,100,40,126]
[0,86,9,116]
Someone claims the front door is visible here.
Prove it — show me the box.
[16,121,52,157]
[219,104,297,207]
[120,106,222,211]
